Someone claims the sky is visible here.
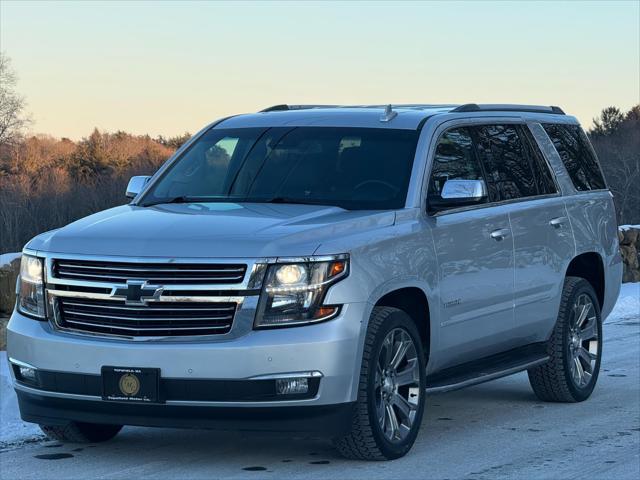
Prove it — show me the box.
[1,0,639,140]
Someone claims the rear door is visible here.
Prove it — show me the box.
[472,124,574,343]
[428,127,516,367]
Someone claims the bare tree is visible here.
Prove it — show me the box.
[0,52,30,147]
[590,106,640,225]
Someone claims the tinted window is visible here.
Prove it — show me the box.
[428,127,486,204]
[542,124,606,191]
[521,127,558,195]
[473,125,537,201]
[143,127,419,210]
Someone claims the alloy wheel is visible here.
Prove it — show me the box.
[375,328,421,443]
[568,293,599,388]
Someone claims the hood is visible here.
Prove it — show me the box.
[27,202,396,258]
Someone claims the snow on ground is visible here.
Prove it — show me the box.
[0,283,638,450]
[619,224,640,231]
[608,282,640,323]
[0,352,43,448]
[0,253,21,268]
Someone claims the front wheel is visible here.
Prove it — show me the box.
[333,307,426,460]
[40,422,123,443]
[528,276,603,402]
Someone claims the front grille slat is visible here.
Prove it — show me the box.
[62,310,234,323]
[61,300,235,313]
[63,319,230,332]
[56,263,245,273]
[57,297,236,337]
[54,260,247,285]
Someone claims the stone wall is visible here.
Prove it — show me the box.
[0,258,20,316]
[0,258,20,350]
[619,226,640,283]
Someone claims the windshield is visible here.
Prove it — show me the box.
[140,127,419,210]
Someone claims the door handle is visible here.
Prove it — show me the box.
[490,228,510,241]
[549,216,567,229]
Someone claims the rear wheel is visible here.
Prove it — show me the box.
[528,276,602,402]
[40,422,123,443]
[333,307,426,460]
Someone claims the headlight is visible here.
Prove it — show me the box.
[255,255,349,328]
[17,255,46,319]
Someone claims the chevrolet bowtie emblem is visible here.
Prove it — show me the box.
[111,281,163,306]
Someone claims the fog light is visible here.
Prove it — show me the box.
[275,377,309,395]
[19,366,37,382]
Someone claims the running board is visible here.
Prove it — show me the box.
[425,342,550,394]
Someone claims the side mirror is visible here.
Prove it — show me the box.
[429,179,487,213]
[126,176,151,199]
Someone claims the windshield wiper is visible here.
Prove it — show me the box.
[259,197,335,207]
[141,196,194,207]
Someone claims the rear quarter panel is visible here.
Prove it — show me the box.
[564,191,623,319]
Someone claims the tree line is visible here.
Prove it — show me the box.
[0,52,638,254]
[588,105,640,226]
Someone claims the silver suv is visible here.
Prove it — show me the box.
[8,104,623,460]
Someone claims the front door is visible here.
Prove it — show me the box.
[426,127,516,368]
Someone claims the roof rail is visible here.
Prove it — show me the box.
[260,104,290,112]
[451,104,565,115]
[260,104,340,112]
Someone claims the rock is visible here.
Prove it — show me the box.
[620,245,639,268]
[0,258,20,316]
[619,226,640,283]
[622,228,639,246]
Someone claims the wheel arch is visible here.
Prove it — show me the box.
[373,286,432,367]
[565,251,605,310]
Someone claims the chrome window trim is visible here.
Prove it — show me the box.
[431,193,562,217]
[421,117,565,218]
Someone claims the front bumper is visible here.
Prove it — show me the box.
[16,389,355,435]
[7,302,367,429]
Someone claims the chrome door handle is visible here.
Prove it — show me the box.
[549,216,567,229]
[490,228,510,241]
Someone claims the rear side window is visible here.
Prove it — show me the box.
[428,127,486,203]
[472,124,537,201]
[520,127,558,195]
[542,124,606,191]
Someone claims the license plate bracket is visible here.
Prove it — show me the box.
[101,366,160,403]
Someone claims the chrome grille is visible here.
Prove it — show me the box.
[56,298,236,337]
[53,260,247,285]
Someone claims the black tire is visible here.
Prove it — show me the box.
[528,276,603,402]
[333,307,426,460]
[40,422,123,443]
